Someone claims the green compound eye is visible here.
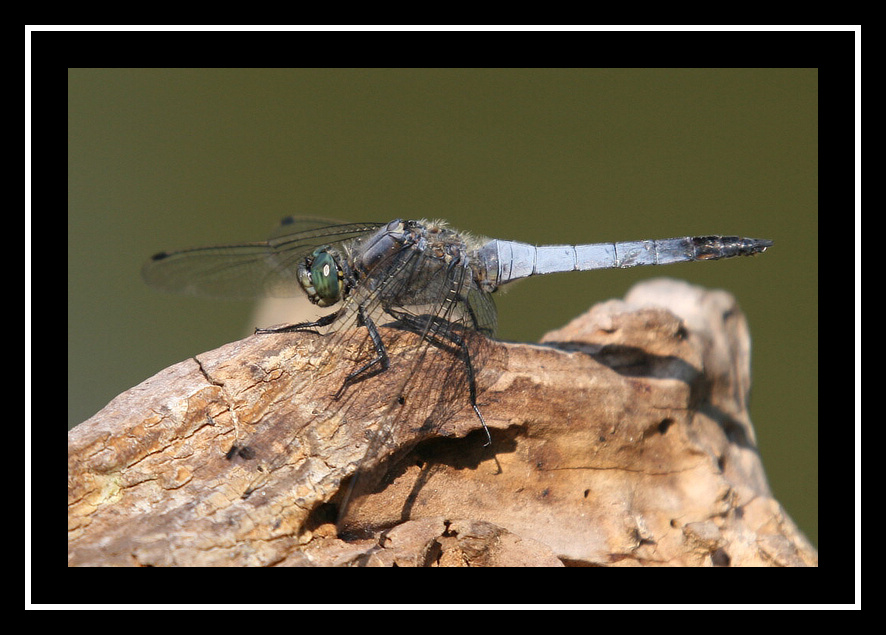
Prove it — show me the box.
[308,249,342,306]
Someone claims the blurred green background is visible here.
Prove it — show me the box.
[67,68,817,547]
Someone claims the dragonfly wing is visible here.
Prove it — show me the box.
[142,218,384,299]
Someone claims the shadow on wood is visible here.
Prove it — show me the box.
[67,278,817,566]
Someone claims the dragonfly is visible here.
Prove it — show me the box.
[143,218,772,523]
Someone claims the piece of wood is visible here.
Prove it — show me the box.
[67,278,817,566]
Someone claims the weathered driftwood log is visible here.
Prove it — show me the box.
[68,279,817,566]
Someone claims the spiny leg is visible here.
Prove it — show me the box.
[254,303,393,400]
[254,310,340,335]
[394,312,492,446]
[444,325,492,446]
[333,303,391,399]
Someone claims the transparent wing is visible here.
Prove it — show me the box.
[141,217,384,299]
[295,232,499,528]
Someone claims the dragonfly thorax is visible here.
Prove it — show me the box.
[298,247,346,307]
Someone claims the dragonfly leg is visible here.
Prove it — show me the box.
[446,327,492,446]
[393,312,492,446]
[254,310,340,335]
[333,303,391,399]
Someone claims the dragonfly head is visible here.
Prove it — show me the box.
[298,247,345,307]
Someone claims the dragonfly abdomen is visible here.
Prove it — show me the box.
[477,235,773,290]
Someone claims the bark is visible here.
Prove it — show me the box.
[67,278,817,567]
